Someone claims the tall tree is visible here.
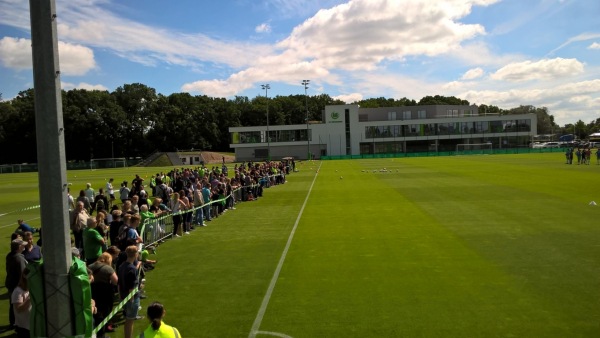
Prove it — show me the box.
[574,120,587,140]
[418,95,469,106]
[354,97,416,108]
[0,98,20,162]
[112,83,158,157]
[4,89,37,163]
[63,89,127,160]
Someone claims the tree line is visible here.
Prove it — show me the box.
[0,85,596,164]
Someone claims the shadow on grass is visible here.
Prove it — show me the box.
[0,325,16,337]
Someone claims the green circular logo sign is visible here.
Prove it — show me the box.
[331,112,340,120]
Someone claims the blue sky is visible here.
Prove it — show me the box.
[0,0,599,125]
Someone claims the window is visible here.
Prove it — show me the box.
[403,111,412,120]
[438,122,458,135]
[417,110,426,119]
[461,122,473,134]
[490,121,503,133]
[240,131,261,144]
[475,121,489,133]
[388,111,397,120]
[365,126,377,138]
[517,119,531,131]
[503,120,517,132]
[424,123,436,136]
[408,124,419,136]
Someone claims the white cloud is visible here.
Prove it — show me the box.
[461,67,484,80]
[0,37,96,75]
[255,23,272,34]
[460,79,600,124]
[449,41,526,68]
[62,81,108,91]
[443,81,466,90]
[547,32,600,56]
[278,0,493,71]
[54,2,273,70]
[182,59,335,97]
[333,93,363,103]
[490,58,584,82]
[0,37,30,70]
[262,0,347,18]
[56,41,97,75]
[588,42,600,50]
[183,0,498,96]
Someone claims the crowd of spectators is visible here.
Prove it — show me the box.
[6,159,293,338]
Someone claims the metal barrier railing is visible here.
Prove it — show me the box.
[91,175,286,335]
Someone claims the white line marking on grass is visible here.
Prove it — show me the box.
[248,162,322,338]
[255,331,294,338]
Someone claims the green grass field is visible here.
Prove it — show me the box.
[0,154,599,337]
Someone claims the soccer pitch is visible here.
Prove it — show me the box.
[0,154,599,337]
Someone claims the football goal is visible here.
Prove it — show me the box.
[0,164,14,174]
[456,143,493,154]
[90,158,127,170]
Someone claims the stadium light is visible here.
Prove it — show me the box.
[302,80,310,160]
[261,84,271,161]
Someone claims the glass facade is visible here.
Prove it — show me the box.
[364,119,532,139]
[231,129,310,144]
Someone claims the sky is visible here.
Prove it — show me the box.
[0,0,599,126]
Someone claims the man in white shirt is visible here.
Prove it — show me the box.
[106,178,115,208]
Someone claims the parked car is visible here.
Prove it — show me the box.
[588,142,600,148]
[542,142,560,148]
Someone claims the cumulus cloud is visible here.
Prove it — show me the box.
[490,58,584,82]
[0,37,30,70]
[183,0,497,96]
[588,42,600,50]
[460,79,600,124]
[278,0,492,71]
[461,67,484,80]
[62,81,108,91]
[255,23,272,34]
[443,81,466,90]
[182,59,335,97]
[56,41,97,75]
[333,93,363,103]
[0,37,96,75]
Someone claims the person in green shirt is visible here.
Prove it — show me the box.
[139,302,181,338]
[83,218,105,265]
[139,205,155,225]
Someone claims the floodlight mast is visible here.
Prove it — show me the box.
[302,80,310,160]
[29,0,74,335]
[261,84,270,161]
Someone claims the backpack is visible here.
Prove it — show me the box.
[116,226,131,251]
[157,184,170,204]
[95,198,105,212]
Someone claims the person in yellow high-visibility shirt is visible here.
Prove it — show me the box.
[139,302,181,338]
